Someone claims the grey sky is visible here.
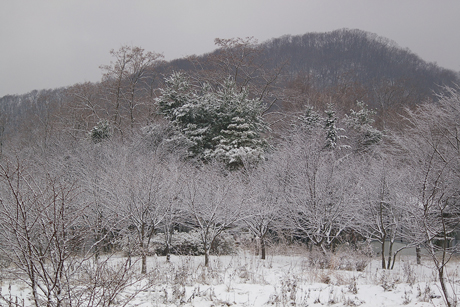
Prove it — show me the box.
[1,0,459,97]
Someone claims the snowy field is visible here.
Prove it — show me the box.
[1,250,459,306]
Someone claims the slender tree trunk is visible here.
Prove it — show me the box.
[127,234,132,267]
[391,252,397,270]
[25,234,40,307]
[130,89,135,129]
[141,254,147,274]
[387,240,394,269]
[261,237,266,260]
[381,240,386,269]
[30,260,39,307]
[165,244,171,262]
[165,226,172,262]
[391,247,404,270]
[141,223,147,274]
[95,213,102,262]
[204,249,210,267]
[320,243,328,256]
[438,265,453,307]
[438,219,453,307]
[416,245,421,264]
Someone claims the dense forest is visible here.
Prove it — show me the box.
[0,29,459,306]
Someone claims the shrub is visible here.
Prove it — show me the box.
[150,230,237,256]
[307,243,373,271]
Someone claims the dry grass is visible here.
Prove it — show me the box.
[1,247,457,306]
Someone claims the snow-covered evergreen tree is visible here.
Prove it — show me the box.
[157,72,268,168]
[345,101,382,149]
[90,120,111,143]
[297,106,321,132]
[324,104,345,150]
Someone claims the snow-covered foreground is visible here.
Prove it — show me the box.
[2,251,459,306]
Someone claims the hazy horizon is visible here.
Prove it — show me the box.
[1,0,459,97]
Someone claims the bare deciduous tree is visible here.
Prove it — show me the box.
[282,126,358,254]
[188,36,285,114]
[243,160,284,259]
[100,46,164,132]
[179,164,244,267]
[0,159,85,306]
[116,155,169,274]
[0,156,149,307]
[355,156,410,269]
[396,86,460,307]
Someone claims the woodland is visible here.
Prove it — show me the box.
[0,29,459,306]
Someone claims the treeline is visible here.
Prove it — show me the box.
[1,29,458,142]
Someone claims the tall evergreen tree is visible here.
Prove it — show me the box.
[324,104,345,149]
[345,101,382,150]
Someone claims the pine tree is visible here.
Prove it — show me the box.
[157,73,268,168]
[297,106,321,132]
[345,101,382,150]
[90,120,111,143]
[324,104,343,149]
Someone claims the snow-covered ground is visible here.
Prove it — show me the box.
[1,251,459,306]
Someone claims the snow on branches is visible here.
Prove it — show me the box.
[157,72,268,169]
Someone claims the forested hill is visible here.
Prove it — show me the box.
[0,29,458,141]
[167,29,458,84]
[260,29,457,89]
[161,29,458,112]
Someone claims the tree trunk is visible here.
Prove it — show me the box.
[390,248,401,270]
[381,240,386,269]
[165,243,171,262]
[416,246,421,265]
[261,237,266,260]
[438,266,453,307]
[387,240,394,269]
[141,223,147,274]
[141,254,147,274]
[127,235,132,267]
[164,225,173,262]
[130,90,135,129]
[391,253,396,270]
[30,260,39,307]
[204,249,210,267]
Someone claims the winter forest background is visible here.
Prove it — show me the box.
[0,29,460,306]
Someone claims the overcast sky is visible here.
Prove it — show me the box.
[1,0,459,97]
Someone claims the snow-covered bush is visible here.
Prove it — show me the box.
[307,244,372,272]
[150,231,237,256]
[139,122,191,158]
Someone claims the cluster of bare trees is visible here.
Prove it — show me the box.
[62,46,165,141]
[3,87,458,254]
[0,155,150,306]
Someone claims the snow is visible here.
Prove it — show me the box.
[1,252,457,306]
